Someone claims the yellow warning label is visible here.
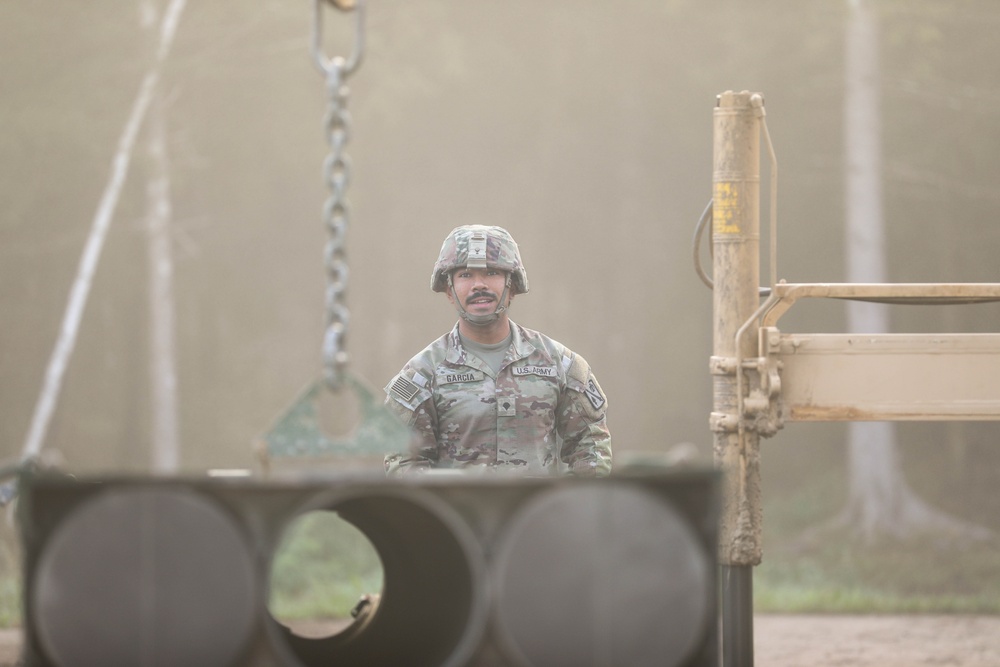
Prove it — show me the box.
[713,182,741,235]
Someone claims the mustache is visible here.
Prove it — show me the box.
[465,291,498,306]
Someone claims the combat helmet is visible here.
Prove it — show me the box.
[431,225,529,325]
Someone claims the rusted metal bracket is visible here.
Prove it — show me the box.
[709,354,783,437]
[733,283,1000,426]
[741,350,784,437]
[762,326,1000,422]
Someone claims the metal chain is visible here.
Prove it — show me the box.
[311,0,365,77]
[312,0,365,391]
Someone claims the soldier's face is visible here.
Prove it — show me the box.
[448,268,512,315]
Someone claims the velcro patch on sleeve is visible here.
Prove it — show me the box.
[387,373,432,411]
[390,375,420,402]
[563,352,607,416]
[584,378,606,410]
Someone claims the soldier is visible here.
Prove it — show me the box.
[383,225,612,476]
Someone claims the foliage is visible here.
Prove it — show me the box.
[0,577,19,629]
[2,474,999,625]
[268,510,383,622]
[2,0,1000,626]
[756,539,1000,614]
[0,527,20,629]
[756,462,1000,614]
[0,510,384,629]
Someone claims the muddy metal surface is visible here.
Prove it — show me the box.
[2,615,1000,666]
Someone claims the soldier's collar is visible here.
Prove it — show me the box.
[446,321,531,365]
[506,321,535,362]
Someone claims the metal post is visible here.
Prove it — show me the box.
[711,90,763,667]
[721,564,754,665]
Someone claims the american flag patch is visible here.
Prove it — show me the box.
[390,375,420,402]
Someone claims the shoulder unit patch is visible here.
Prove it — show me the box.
[584,378,606,410]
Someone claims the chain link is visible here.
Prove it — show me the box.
[257,0,414,469]
[311,0,365,76]
[313,0,364,391]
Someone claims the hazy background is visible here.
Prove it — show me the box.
[2,0,999,530]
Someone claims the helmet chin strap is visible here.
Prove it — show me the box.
[448,273,512,326]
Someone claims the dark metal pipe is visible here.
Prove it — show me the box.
[711,90,764,667]
[22,472,722,666]
[720,564,754,667]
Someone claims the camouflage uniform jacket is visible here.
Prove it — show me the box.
[384,322,612,476]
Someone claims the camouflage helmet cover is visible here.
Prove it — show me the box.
[431,225,529,294]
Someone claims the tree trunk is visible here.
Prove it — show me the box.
[841,0,988,544]
[143,0,181,473]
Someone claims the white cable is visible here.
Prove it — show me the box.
[21,0,189,462]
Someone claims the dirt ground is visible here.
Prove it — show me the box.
[755,615,1000,667]
[2,614,999,666]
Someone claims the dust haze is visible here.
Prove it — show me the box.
[2,0,999,533]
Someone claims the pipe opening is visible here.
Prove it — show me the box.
[268,509,384,639]
[269,489,486,667]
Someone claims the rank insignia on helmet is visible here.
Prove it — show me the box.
[468,231,488,268]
